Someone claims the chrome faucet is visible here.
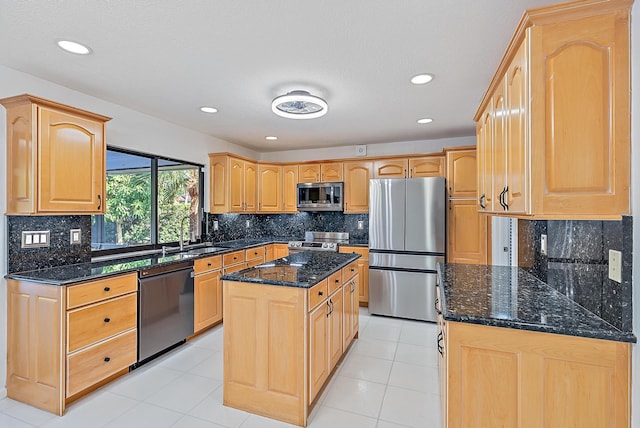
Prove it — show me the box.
[179,216,190,251]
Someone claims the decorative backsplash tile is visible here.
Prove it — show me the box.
[7,215,92,273]
[203,212,369,242]
[518,216,632,332]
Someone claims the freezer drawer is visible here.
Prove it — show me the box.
[369,268,438,322]
[369,252,444,270]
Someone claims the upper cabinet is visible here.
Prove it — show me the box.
[209,154,257,214]
[257,164,282,213]
[298,162,343,183]
[373,156,445,179]
[475,0,631,219]
[344,161,372,213]
[1,94,110,215]
[446,150,477,198]
[282,165,298,213]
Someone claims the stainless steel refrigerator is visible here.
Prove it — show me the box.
[368,177,445,322]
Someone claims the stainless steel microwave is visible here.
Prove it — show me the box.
[296,182,344,211]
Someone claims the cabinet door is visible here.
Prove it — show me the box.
[209,155,229,214]
[350,275,359,337]
[282,165,298,212]
[298,164,320,183]
[309,301,329,403]
[342,282,353,350]
[447,200,488,264]
[328,289,343,371]
[6,104,36,214]
[344,161,372,213]
[244,161,257,212]
[258,164,282,212]
[194,270,222,332]
[492,80,507,213]
[532,13,629,216]
[39,108,105,213]
[229,158,245,212]
[264,244,275,262]
[274,244,289,259]
[446,150,477,198]
[372,159,407,178]
[408,156,445,177]
[478,110,494,212]
[321,162,343,182]
[506,41,528,214]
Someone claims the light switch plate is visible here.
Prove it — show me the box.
[21,230,50,248]
[540,234,547,256]
[70,229,82,245]
[246,220,250,228]
[213,220,219,231]
[609,249,622,283]
[357,220,364,230]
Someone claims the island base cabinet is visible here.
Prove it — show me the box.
[445,322,630,428]
[223,281,307,427]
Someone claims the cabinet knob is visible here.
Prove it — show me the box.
[104,317,111,323]
[104,357,111,362]
[207,263,212,267]
[335,279,340,283]
[233,256,237,260]
[351,268,355,272]
[318,291,323,296]
[104,287,110,292]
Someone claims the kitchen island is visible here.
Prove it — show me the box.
[437,263,634,428]
[221,251,361,427]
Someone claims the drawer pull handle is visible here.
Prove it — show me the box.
[207,263,212,267]
[104,287,110,292]
[104,357,111,362]
[104,317,111,323]
[318,291,324,296]
[233,256,237,260]
[351,268,355,272]
[335,279,340,283]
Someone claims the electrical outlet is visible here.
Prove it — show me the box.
[540,234,547,256]
[609,249,622,283]
[21,230,51,248]
[70,229,82,245]
[213,220,219,231]
[357,220,364,230]
[246,220,250,228]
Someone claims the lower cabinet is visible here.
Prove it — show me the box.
[7,272,138,415]
[447,199,488,264]
[339,246,368,305]
[442,321,630,428]
[194,255,223,333]
[273,243,289,259]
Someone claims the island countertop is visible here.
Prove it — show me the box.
[437,263,636,343]
[221,251,360,288]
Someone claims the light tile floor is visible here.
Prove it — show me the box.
[0,308,442,428]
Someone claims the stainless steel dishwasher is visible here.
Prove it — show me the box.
[138,260,194,363]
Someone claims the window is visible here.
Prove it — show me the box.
[92,148,203,252]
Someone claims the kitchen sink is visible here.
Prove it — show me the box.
[184,246,227,256]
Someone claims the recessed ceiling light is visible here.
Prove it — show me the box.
[265,136,278,141]
[272,90,328,120]
[411,74,434,85]
[57,40,92,55]
[200,106,218,113]
[417,118,433,124]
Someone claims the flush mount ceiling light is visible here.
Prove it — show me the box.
[265,136,278,141]
[200,106,218,113]
[271,90,328,119]
[57,40,92,55]
[417,118,434,124]
[411,73,434,85]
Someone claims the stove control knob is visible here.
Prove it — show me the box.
[322,242,329,249]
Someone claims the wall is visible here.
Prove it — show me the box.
[258,135,476,163]
[631,1,639,424]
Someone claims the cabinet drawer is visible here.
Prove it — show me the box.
[194,255,222,274]
[328,271,342,294]
[245,246,265,261]
[223,263,246,275]
[246,258,264,268]
[339,246,369,259]
[223,250,245,266]
[66,329,137,397]
[342,261,358,283]
[67,293,137,353]
[67,273,138,309]
[308,279,328,311]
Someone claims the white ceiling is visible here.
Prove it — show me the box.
[0,0,553,152]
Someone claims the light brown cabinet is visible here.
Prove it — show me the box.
[442,321,630,428]
[282,165,298,212]
[258,164,282,213]
[408,156,445,177]
[298,162,343,183]
[446,150,477,199]
[343,161,372,213]
[209,154,257,213]
[339,246,368,305]
[7,273,138,415]
[372,158,408,178]
[273,243,289,259]
[1,94,110,215]
[475,1,631,218]
[194,255,223,333]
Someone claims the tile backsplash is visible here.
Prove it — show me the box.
[7,215,92,273]
[518,216,632,332]
[203,212,368,242]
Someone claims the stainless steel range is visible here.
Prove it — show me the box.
[287,231,349,254]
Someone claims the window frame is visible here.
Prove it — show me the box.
[92,146,204,257]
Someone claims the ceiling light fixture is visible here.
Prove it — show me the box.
[271,90,328,119]
[57,40,92,55]
[417,118,433,124]
[411,74,434,85]
[265,136,278,141]
[200,106,218,113]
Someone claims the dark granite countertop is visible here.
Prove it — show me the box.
[344,239,368,247]
[437,263,636,343]
[222,251,360,288]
